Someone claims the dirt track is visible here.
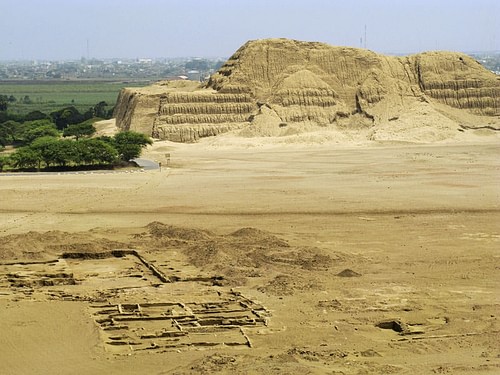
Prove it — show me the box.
[0,140,499,374]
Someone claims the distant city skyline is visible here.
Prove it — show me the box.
[1,0,498,61]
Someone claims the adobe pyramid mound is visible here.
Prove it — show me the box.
[114,38,499,143]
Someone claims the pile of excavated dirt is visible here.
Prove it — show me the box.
[114,38,499,143]
[0,231,126,261]
[131,222,337,285]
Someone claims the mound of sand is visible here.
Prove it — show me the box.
[114,38,499,143]
[0,231,126,261]
[133,222,335,284]
[145,221,214,242]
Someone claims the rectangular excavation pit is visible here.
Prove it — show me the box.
[0,250,270,353]
[90,298,267,353]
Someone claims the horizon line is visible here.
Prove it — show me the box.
[2,49,500,63]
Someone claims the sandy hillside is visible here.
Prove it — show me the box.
[0,132,499,374]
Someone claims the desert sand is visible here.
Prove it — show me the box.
[0,126,499,374]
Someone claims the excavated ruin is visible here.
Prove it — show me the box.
[114,39,499,142]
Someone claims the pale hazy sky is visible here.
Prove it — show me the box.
[0,0,498,60]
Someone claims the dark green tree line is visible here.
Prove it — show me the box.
[2,131,151,171]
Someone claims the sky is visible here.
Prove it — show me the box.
[0,0,498,61]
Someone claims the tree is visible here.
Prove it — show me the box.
[106,106,115,119]
[0,111,8,123]
[115,143,142,162]
[93,101,108,118]
[24,121,60,144]
[0,97,7,111]
[0,155,9,171]
[93,141,118,164]
[95,135,113,144]
[30,137,75,167]
[29,137,57,167]
[3,120,29,144]
[22,95,33,104]
[51,106,84,130]
[113,131,152,161]
[24,110,50,122]
[82,107,94,122]
[63,122,96,140]
[0,121,14,147]
[10,147,41,169]
[0,120,23,145]
[75,138,118,165]
[48,139,77,167]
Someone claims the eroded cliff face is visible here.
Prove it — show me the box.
[114,38,499,142]
[414,52,499,115]
[113,80,255,142]
[152,91,255,142]
[113,88,164,134]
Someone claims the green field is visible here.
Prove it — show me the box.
[0,80,149,115]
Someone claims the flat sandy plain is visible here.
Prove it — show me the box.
[0,133,499,374]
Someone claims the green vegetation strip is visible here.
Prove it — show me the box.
[0,81,146,115]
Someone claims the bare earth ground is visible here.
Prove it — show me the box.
[0,134,499,374]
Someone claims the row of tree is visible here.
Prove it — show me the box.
[0,101,113,128]
[0,130,152,171]
[0,94,21,110]
[0,119,94,148]
[6,137,117,169]
[0,114,152,171]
